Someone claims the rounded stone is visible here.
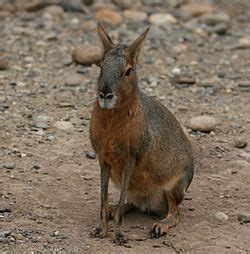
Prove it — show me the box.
[0,58,9,70]
[0,200,12,212]
[94,8,123,26]
[188,116,216,132]
[3,163,15,170]
[238,212,250,224]
[86,151,96,160]
[53,121,73,131]
[72,44,103,65]
[123,10,147,23]
[214,212,228,222]
[149,13,177,25]
[233,138,247,149]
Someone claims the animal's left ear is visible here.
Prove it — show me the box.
[126,27,150,65]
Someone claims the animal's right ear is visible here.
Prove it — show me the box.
[97,23,115,53]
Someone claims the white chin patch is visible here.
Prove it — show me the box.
[98,95,117,109]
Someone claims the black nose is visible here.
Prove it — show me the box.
[99,92,114,100]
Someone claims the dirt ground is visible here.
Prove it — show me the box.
[0,0,250,253]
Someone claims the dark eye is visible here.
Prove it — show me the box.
[125,68,132,77]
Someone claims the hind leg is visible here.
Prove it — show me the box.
[108,203,135,220]
[150,191,182,238]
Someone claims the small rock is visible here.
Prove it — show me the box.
[65,74,82,87]
[53,121,73,131]
[149,13,177,25]
[86,151,96,159]
[32,165,40,170]
[49,231,56,237]
[123,10,147,23]
[3,163,15,169]
[214,212,228,222]
[0,231,11,238]
[44,5,64,16]
[0,58,9,70]
[172,74,196,85]
[238,212,250,224]
[239,151,250,162]
[54,231,61,236]
[35,115,53,123]
[234,37,250,49]
[58,102,74,108]
[200,12,230,26]
[94,8,123,26]
[32,121,50,130]
[72,44,103,65]
[153,244,162,248]
[0,237,8,244]
[188,116,216,132]
[63,55,73,66]
[233,138,247,149]
[11,233,25,241]
[179,3,214,19]
[207,23,228,35]
[0,200,11,212]
[45,30,58,41]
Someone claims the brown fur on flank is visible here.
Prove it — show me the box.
[89,24,194,244]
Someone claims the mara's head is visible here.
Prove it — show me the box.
[97,24,149,110]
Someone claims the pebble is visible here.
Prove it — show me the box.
[188,116,216,132]
[45,31,58,41]
[72,44,103,65]
[11,233,25,241]
[58,102,74,108]
[200,12,230,26]
[179,3,214,19]
[3,163,15,169]
[0,200,11,212]
[44,5,64,16]
[207,23,228,35]
[214,212,228,222]
[32,121,50,130]
[172,74,196,85]
[86,151,96,159]
[238,212,250,224]
[234,37,250,49]
[0,58,9,70]
[0,237,8,244]
[53,121,73,131]
[0,231,11,237]
[149,13,177,26]
[123,10,147,23]
[65,74,82,87]
[35,115,53,123]
[94,8,123,26]
[239,151,250,162]
[32,165,40,170]
[233,138,247,149]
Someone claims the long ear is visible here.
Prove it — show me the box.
[126,27,150,65]
[97,23,115,53]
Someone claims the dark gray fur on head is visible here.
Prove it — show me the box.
[98,45,128,93]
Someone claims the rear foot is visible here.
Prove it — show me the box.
[150,213,180,239]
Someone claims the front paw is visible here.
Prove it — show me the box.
[90,225,107,238]
[113,231,128,245]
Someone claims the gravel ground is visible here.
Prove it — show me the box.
[0,0,250,253]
